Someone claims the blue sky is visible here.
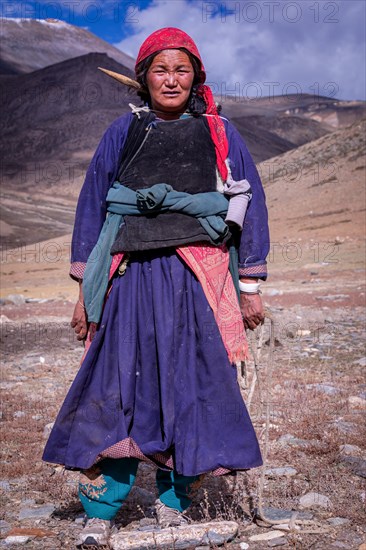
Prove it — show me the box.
[2,0,366,100]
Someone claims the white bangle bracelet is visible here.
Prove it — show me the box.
[238,280,261,294]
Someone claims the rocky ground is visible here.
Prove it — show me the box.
[0,272,365,548]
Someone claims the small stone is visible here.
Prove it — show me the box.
[39,356,45,364]
[339,444,361,455]
[277,434,309,447]
[297,329,311,336]
[340,456,366,478]
[4,535,32,544]
[268,538,288,547]
[332,420,357,434]
[18,503,55,520]
[239,543,249,549]
[265,467,297,477]
[0,481,10,491]
[195,547,210,550]
[6,294,26,305]
[74,514,85,525]
[43,422,54,438]
[327,517,350,526]
[306,383,339,396]
[13,411,26,418]
[299,492,331,509]
[0,520,11,534]
[0,315,11,323]
[255,507,313,525]
[267,289,282,296]
[353,357,366,367]
[250,530,285,541]
[358,544,366,550]
[348,396,366,408]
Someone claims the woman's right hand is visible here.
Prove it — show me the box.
[70,282,88,340]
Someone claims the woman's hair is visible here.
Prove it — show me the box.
[135,48,207,115]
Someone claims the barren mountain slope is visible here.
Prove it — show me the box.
[220,94,365,162]
[221,94,365,129]
[0,18,135,73]
[0,52,137,175]
[263,118,365,241]
[261,118,365,302]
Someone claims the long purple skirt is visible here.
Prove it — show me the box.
[43,249,262,475]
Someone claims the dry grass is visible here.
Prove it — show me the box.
[0,388,79,510]
[0,312,365,549]
[238,316,366,531]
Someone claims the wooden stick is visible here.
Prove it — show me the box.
[98,67,141,89]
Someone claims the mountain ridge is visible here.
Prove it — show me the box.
[3,51,362,178]
[0,17,135,74]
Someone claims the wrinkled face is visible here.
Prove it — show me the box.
[146,49,195,119]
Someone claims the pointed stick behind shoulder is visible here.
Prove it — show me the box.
[98,67,141,89]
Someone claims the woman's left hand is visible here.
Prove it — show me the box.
[240,293,265,330]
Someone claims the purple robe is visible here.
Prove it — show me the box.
[43,112,269,475]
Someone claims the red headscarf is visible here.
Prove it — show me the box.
[135,27,228,182]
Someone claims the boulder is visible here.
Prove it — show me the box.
[110,521,238,549]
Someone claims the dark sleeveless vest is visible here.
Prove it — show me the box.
[110,113,220,253]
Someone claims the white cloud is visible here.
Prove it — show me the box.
[113,0,365,100]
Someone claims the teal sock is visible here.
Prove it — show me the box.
[79,457,139,520]
[156,469,199,512]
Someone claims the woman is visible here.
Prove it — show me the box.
[43,28,269,548]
